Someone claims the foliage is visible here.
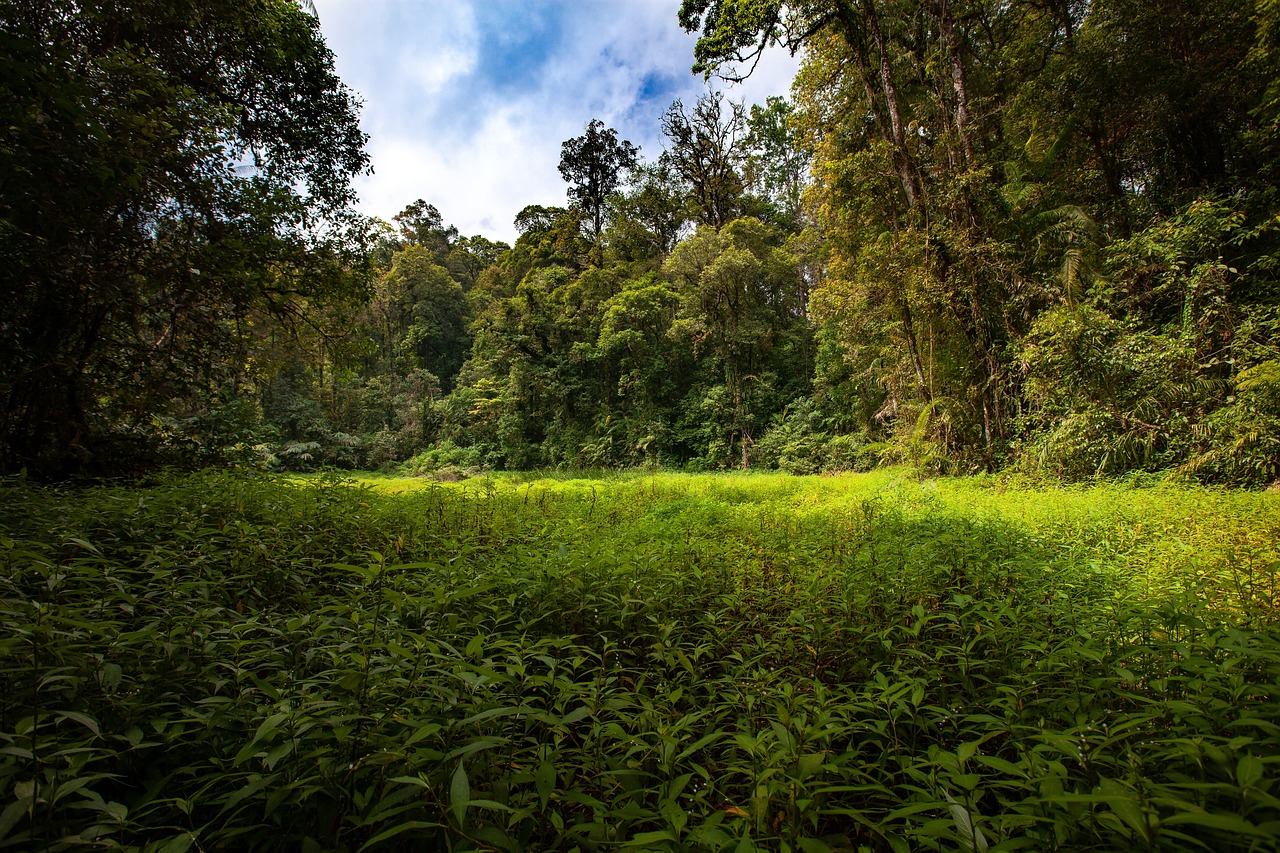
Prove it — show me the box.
[605,159,691,264]
[743,96,811,230]
[1019,196,1280,484]
[680,0,1280,484]
[0,0,371,477]
[1,470,1278,850]
[662,92,750,229]
[378,246,470,387]
[665,218,814,468]
[1018,306,1201,478]
[14,0,1280,487]
[559,120,640,247]
[752,397,879,474]
[400,440,488,480]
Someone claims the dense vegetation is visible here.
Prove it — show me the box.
[3,3,1279,848]
[1,471,1277,850]
[0,0,371,477]
[5,0,1280,485]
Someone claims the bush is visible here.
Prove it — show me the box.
[400,440,487,480]
[821,433,881,472]
[753,398,830,474]
[1181,360,1280,487]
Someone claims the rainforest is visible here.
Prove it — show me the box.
[1,0,1279,850]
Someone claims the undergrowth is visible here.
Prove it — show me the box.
[1,469,1277,851]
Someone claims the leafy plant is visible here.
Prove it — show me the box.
[1,470,1276,850]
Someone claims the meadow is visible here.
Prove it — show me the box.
[1,468,1278,852]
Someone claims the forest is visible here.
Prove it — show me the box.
[4,0,1280,485]
[2,0,1279,851]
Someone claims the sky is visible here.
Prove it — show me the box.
[310,0,801,245]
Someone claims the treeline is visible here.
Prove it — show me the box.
[253,93,824,476]
[686,0,1280,486]
[5,0,1280,485]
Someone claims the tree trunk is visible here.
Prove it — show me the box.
[938,0,975,168]
[834,1,923,210]
[859,0,923,208]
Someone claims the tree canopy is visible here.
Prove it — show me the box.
[558,119,640,248]
[7,0,1280,487]
[0,0,371,476]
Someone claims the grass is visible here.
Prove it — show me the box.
[1,468,1278,851]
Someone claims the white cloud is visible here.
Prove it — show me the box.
[358,103,562,238]
[400,47,475,98]
[394,4,477,97]
[313,0,800,244]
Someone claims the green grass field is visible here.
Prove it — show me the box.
[1,469,1278,851]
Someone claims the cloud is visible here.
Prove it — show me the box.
[400,46,476,99]
[312,0,800,244]
[360,103,560,239]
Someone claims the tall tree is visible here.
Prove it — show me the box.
[0,0,370,476]
[662,92,749,228]
[681,0,1280,481]
[375,246,470,390]
[394,199,459,258]
[605,158,690,263]
[680,0,1051,465]
[558,119,639,250]
[743,96,810,229]
[665,217,808,468]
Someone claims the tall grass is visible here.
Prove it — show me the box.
[1,469,1277,851]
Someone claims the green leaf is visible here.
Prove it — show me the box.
[535,760,556,810]
[974,755,1024,776]
[561,706,591,725]
[677,731,724,761]
[402,722,442,746]
[796,839,833,853]
[233,712,289,766]
[1163,811,1263,835]
[660,797,688,835]
[51,776,98,804]
[65,537,100,554]
[152,833,194,853]
[450,762,470,826]
[1237,754,1264,789]
[389,775,431,788]
[100,662,123,692]
[57,710,101,738]
[626,829,677,846]
[796,752,826,779]
[0,796,34,843]
[943,791,988,852]
[358,820,442,851]
[1097,779,1149,841]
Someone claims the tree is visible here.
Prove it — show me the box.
[680,1,1058,465]
[0,0,370,476]
[443,235,509,291]
[376,246,470,390]
[743,96,810,229]
[679,1,929,210]
[662,92,748,228]
[681,0,1280,481]
[558,119,639,249]
[664,217,808,468]
[504,205,591,277]
[605,158,690,263]
[394,199,460,258]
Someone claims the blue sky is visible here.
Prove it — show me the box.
[311,0,800,244]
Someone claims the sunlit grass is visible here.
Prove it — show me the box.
[1,470,1277,851]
